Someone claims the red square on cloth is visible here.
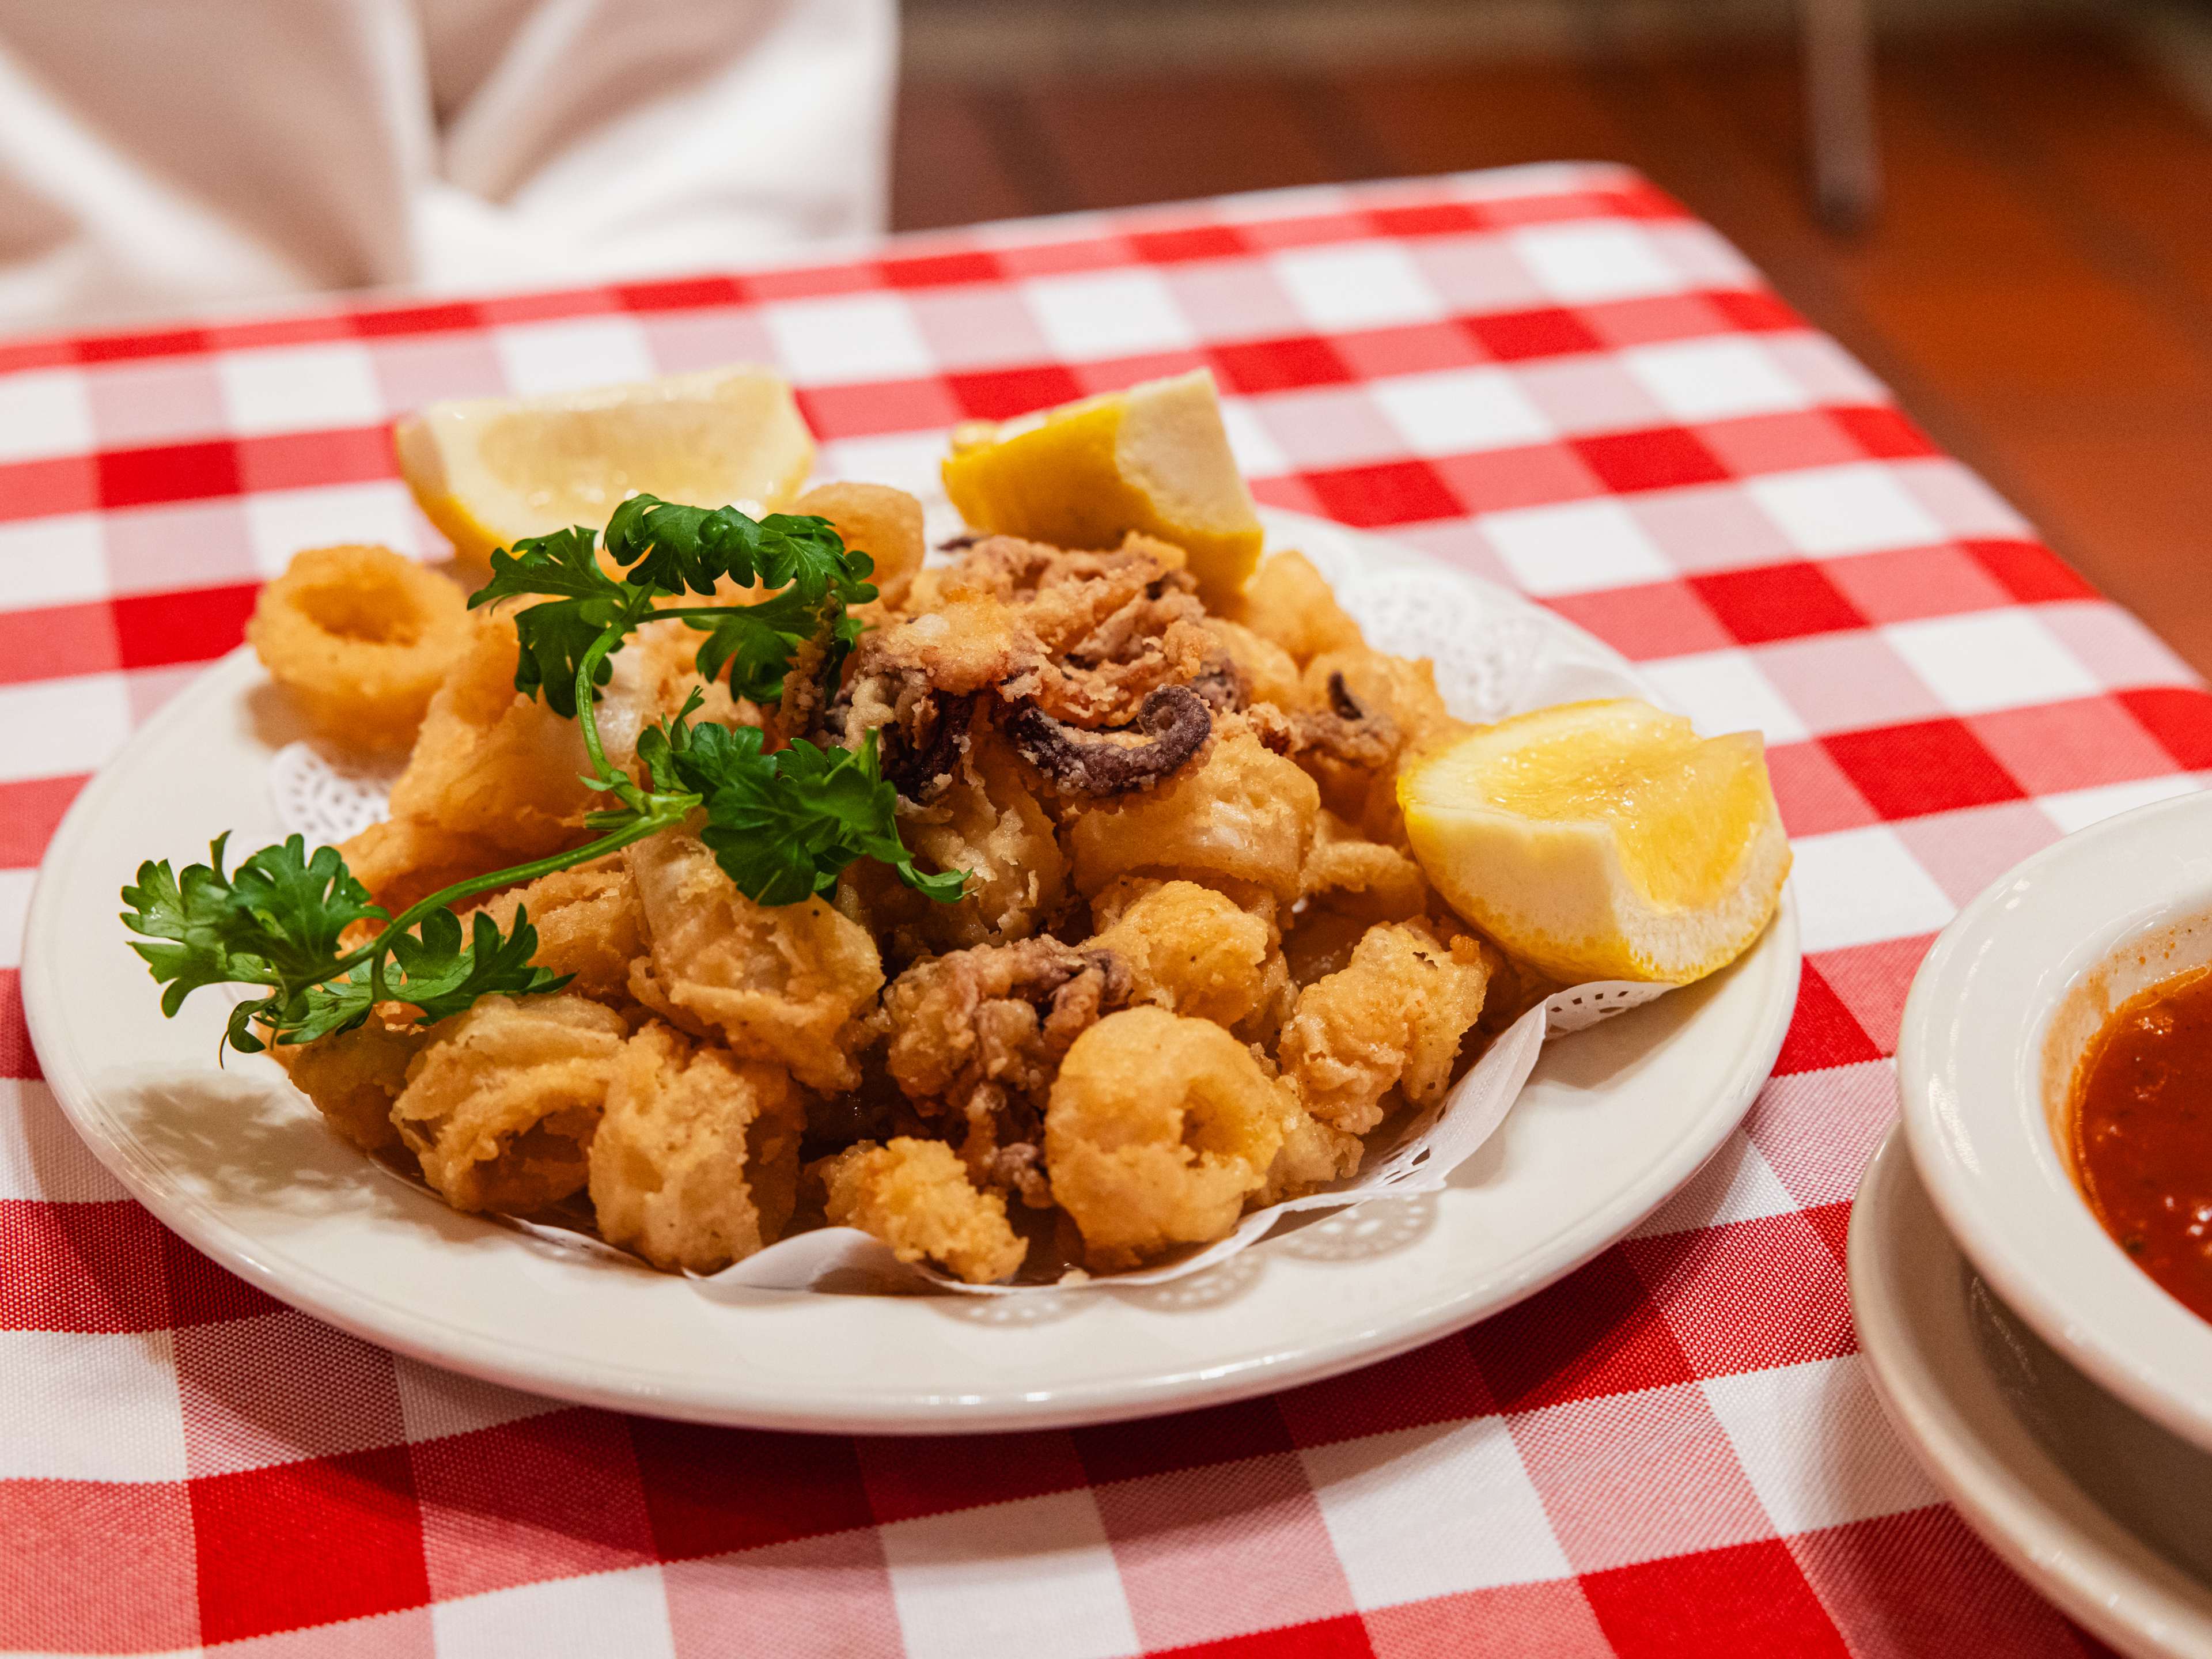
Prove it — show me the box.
[1574,427,1733,493]
[1303,459,1463,528]
[629,1421,873,1560]
[1149,1612,1381,1658]
[946,363,1086,421]
[188,1445,431,1643]
[1465,307,1605,362]
[1770,961,1884,1077]
[1580,1538,1850,1659]
[1823,718,2027,819]
[1465,1252,1694,1412]
[1692,562,1868,646]
[1210,335,1356,395]
[0,1198,172,1332]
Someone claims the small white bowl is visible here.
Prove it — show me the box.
[1899,787,2212,1455]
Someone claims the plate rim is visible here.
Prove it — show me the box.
[1849,1126,2212,1659]
[23,509,1802,1432]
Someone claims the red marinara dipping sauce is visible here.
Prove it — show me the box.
[2071,965,2212,1324]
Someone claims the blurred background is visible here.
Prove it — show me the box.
[892,0,2212,678]
[0,0,2205,668]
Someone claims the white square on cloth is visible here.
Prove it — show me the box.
[1702,1356,1941,1534]
[1748,463,1945,557]
[0,1328,188,1481]
[1623,338,1810,422]
[1302,1417,1570,1606]
[761,295,934,385]
[1372,368,1555,457]
[1883,611,2100,717]
[1508,223,1681,303]
[881,1488,1139,1659]
[0,514,109,609]
[1789,825,1957,952]
[1022,270,1195,361]
[1481,498,1673,596]
[216,344,386,435]
[244,481,420,578]
[490,317,658,396]
[0,368,93,462]
[1272,244,1446,331]
[431,1565,677,1659]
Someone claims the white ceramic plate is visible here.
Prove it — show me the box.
[1851,1128,2212,1659]
[1898,790,2212,1454]
[22,510,1800,1433]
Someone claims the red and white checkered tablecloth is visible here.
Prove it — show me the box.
[1,161,2186,1657]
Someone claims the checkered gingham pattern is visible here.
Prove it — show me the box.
[0,161,2180,1657]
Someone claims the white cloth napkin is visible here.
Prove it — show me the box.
[0,0,895,331]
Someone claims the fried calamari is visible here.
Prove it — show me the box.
[817,1136,1028,1284]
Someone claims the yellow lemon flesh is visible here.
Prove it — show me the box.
[940,368,1263,605]
[395,365,815,562]
[1399,699,1790,985]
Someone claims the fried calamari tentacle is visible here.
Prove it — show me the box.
[880,937,1130,1200]
[1044,1006,1304,1271]
[588,1022,806,1273]
[816,1137,1028,1284]
[389,993,628,1213]
[1277,920,1491,1135]
[1005,684,1212,796]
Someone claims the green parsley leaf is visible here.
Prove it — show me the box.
[685,586,830,704]
[469,526,656,717]
[605,496,877,606]
[292,906,569,1043]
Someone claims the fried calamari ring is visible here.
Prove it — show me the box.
[817,1136,1028,1284]
[247,544,468,751]
[1045,1006,1299,1271]
[793,482,926,608]
[391,994,628,1214]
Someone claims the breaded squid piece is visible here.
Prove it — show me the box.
[866,725,1067,957]
[1298,647,1466,842]
[1202,618,1300,710]
[793,482,926,608]
[1277,921,1491,1135]
[1068,718,1319,903]
[1300,813,1430,926]
[1085,879,1278,1031]
[391,994,628,1213]
[626,827,884,1094]
[248,544,468,751]
[588,1022,806,1273]
[1046,1007,1303,1271]
[881,937,1128,1200]
[817,1137,1028,1285]
[386,611,600,861]
[337,814,509,916]
[1222,551,1365,666]
[464,858,646,1006]
[272,1007,429,1156]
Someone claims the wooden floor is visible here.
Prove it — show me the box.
[892,28,2212,676]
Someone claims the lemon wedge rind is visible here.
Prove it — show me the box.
[940,369,1263,604]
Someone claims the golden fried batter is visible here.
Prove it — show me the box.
[1222,550,1364,666]
[391,993,628,1213]
[1069,717,1320,902]
[1203,618,1300,709]
[878,725,1067,956]
[1046,1006,1301,1270]
[1277,921,1491,1135]
[817,1136,1028,1284]
[273,1007,428,1156]
[627,826,884,1093]
[1301,813,1430,925]
[248,544,469,751]
[464,858,646,1005]
[338,813,510,916]
[1085,879,1277,1031]
[588,1022,806,1273]
[793,482,926,608]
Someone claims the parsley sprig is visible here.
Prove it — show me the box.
[123,498,960,1056]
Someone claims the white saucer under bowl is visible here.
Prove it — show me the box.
[1851,1128,2212,1659]
[1898,789,2212,1453]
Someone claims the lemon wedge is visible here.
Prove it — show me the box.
[940,369,1263,604]
[1399,699,1790,984]
[395,365,815,562]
